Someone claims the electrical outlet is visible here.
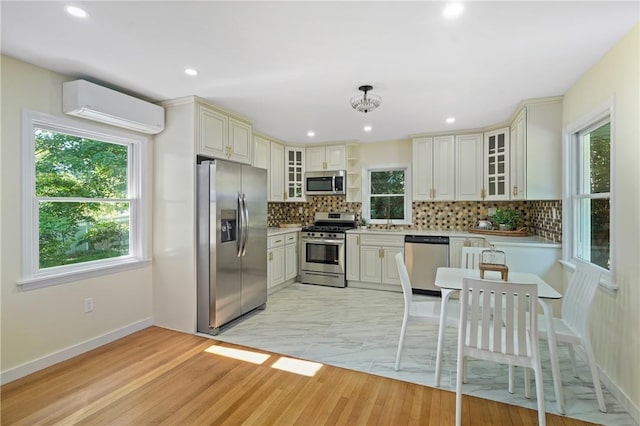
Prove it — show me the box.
[84,297,94,313]
[488,207,497,216]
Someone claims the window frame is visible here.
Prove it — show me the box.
[562,100,616,290]
[362,163,412,226]
[20,109,150,290]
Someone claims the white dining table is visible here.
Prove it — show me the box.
[434,267,566,415]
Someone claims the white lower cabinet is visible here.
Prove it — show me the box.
[268,232,298,292]
[284,233,298,281]
[449,237,487,268]
[346,234,360,281]
[350,233,404,291]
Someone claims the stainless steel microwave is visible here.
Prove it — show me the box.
[305,170,346,195]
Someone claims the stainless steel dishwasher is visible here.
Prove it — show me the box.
[404,235,449,296]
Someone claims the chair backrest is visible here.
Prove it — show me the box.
[561,262,602,337]
[395,252,413,310]
[460,278,538,359]
[460,246,485,269]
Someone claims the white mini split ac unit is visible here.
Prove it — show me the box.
[62,79,165,134]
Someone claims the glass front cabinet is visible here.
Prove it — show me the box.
[483,128,510,200]
[285,147,305,202]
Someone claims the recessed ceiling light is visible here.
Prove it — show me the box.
[443,3,464,19]
[184,68,198,76]
[446,117,456,124]
[307,131,315,137]
[363,125,372,132]
[65,5,88,18]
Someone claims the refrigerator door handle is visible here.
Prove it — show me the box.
[236,193,243,257]
[241,193,249,256]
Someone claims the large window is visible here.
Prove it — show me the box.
[21,110,149,289]
[363,165,412,225]
[570,118,611,270]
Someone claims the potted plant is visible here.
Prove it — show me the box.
[358,217,368,230]
[491,208,522,231]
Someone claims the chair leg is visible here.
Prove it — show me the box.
[524,367,531,399]
[583,338,607,412]
[394,316,409,371]
[533,359,547,426]
[462,356,467,384]
[568,343,578,377]
[508,364,515,394]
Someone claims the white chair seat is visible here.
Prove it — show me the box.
[537,315,581,344]
[410,299,459,328]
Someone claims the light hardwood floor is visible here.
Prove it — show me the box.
[1,327,593,425]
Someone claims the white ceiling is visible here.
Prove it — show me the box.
[1,1,638,144]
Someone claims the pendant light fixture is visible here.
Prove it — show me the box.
[350,85,381,113]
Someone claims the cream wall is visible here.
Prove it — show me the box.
[0,56,153,379]
[562,25,640,414]
[359,139,412,166]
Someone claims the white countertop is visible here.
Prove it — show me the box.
[268,227,302,236]
[346,228,560,248]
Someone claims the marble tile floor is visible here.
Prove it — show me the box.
[209,283,636,426]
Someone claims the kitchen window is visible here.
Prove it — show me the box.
[565,108,613,279]
[362,165,412,225]
[20,110,150,290]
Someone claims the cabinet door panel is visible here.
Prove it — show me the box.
[269,246,285,287]
[346,234,360,281]
[305,146,326,172]
[360,246,382,283]
[198,105,227,158]
[412,137,433,200]
[269,142,285,202]
[325,145,346,170]
[228,118,252,165]
[253,136,269,169]
[285,243,297,280]
[381,247,403,285]
[455,134,484,200]
[484,128,510,200]
[433,136,455,200]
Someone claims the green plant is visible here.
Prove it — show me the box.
[358,217,368,227]
[491,208,522,229]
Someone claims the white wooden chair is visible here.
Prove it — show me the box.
[460,246,485,269]
[537,262,607,412]
[394,253,458,371]
[456,278,546,426]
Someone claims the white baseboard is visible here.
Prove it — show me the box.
[573,345,639,423]
[0,317,153,385]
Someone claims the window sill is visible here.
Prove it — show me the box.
[558,259,618,293]
[18,258,151,291]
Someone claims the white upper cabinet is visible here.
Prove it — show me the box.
[269,141,285,202]
[455,133,484,201]
[252,135,269,169]
[412,136,455,201]
[510,99,562,200]
[305,145,346,171]
[483,127,510,200]
[284,147,305,202]
[196,102,252,165]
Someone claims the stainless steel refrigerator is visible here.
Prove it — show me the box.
[197,159,267,335]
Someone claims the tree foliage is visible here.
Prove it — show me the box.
[35,129,130,268]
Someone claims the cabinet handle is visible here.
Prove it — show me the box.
[269,252,273,261]
[480,188,486,200]
[512,185,518,197]
[379,248,384,258]
[275,239,282,243]
[356,236,359,245]
[284,192,287,200]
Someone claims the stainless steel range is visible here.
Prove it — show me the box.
[300,212,356,288]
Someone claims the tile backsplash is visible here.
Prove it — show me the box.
[268,196,562,242]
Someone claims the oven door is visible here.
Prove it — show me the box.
[300,238,345,274]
